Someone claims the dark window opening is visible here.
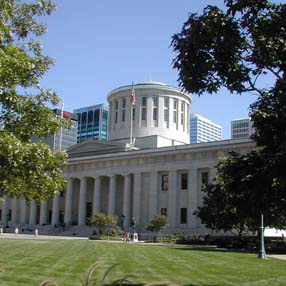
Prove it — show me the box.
[180,208,187,224]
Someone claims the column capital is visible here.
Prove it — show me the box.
[122,173,132,177]
[108,174,117,178]
[64,177,76,182]
[78,176,89,181]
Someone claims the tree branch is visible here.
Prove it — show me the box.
[247,78,264,96]
[266,66,283,81]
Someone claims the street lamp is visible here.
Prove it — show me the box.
[258,213,266,259]
[121,214,125,231]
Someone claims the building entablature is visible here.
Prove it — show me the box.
[63,138,255,178]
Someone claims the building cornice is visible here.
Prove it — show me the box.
[67,139,255,165]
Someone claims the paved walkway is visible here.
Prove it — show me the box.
[267,254,286,260]
[0,233,88,240]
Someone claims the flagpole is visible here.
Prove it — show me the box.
[59,98,64,151]
[130,82,134,147]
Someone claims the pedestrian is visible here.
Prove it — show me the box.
[15,227,18,236]
[35,228,38,237]
[0,228,3,235]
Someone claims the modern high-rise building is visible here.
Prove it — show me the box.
[73,104,108,143]
[231,118,254,139]
[190,114,222,144]
[40,109,78,150]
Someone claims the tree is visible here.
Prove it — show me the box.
[146,215,168,242]
[0,0,66,202]
[171,0,286,230]
[171,0,285,96]
[88,213,118,234]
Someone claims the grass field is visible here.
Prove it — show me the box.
[0,239,285,286]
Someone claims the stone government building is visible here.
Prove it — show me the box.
[0,82,254,234]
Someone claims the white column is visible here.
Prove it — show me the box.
[167,97,171,128]
[188,169,199,227]
[177,99,181,131]
[78,177,87,226]
[64,178,73,225]
[0,196,7,225]
[132,173,141,227]
[158,96,164,128]
[109,101,113,132]
[39,200,48,225]
[167,170,177,228]
[108,175,116,216]
[51,195,60,226]
[184,101,188,134]
[29,200,37,225]
[122,174,132,228]
[92,176,101,216]
[146,96,152,127]
[11,198,17,224]
[19,198,27,225]
[149,171,158,221]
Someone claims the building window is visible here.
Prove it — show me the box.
[173,100,177,123]
[122,98,126,122]
[153,96,158,121]
[115,100,118,123]
[181,102,185,127]
[164,98,169,122]
[201,172,209,190]
[141,97,147,121]
[161,175,168,191]
[181,173,188,190]
[180,208,187,224]
[161,208,167,216]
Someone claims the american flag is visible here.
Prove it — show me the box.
[131,86,136,106]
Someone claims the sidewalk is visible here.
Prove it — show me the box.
[267,254,286,260]
[0,233,88,240]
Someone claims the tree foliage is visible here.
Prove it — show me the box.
[172,0,286,231]
[195,151,286,237]
[172,0,285,96]
[146,215,168,233]
[0,0,66,202]
[88,213,118,234]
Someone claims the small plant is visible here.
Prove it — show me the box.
[40,262,177,286]
[88,213,118,235]
[146,215,168,242]
[40,280,58,286]
[81,262,133,286]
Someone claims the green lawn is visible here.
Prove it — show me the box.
[0,239,285,286]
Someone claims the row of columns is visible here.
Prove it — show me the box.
[1,168,216,229]
[62,174,134,227]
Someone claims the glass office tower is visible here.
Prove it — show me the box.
[231,118,254,139]
[36,109,78,150]
[73,104,108,143]
[190,114,222,144]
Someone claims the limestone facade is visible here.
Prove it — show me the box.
[0,139,255,233]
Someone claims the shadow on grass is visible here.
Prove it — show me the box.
[104,282,220,286]
[169,245,256,255]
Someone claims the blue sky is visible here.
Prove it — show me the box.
[39,0,279,139]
